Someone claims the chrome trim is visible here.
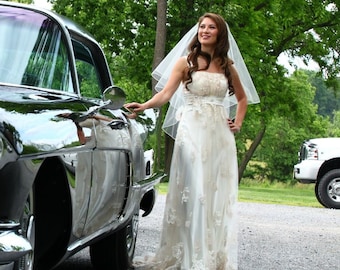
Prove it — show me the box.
[0,221,19,229]
[67,189,141,253]
[0,231,32,262]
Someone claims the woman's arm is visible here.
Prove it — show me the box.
[125,57,187,114]
[228,64,248,132]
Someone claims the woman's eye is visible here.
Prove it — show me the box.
[199,24,216,30]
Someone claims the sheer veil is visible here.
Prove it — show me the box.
[152,23,260,139]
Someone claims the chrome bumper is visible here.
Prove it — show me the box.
[0,230,32,263]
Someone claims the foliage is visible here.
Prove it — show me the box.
[311,72,340,118]
[11,0,32,3]
[327,110,340,137]
[43,0,340,182]
[51,0,157,90]
[249,70,330,181]
[76,60,102,98]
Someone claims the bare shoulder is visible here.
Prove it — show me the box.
[174,56,188,70]
[171,56,188,81]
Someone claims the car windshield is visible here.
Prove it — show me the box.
[0,6,73,92]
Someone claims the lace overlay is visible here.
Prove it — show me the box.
[135,71,238,270]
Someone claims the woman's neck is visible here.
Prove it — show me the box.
[201,45,215,58]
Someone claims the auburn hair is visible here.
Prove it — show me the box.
[185,13,234,95]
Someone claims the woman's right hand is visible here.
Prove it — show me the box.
[124,102,145,119]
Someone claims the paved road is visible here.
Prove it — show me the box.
[57,195,340,269]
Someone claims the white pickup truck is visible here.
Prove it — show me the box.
[294,138,340,209]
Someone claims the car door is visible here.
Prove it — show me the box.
[70,38,131,236]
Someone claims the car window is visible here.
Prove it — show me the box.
[0,6,73,92]
[72,39,102,98]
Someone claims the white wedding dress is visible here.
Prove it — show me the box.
[135,71,238,270]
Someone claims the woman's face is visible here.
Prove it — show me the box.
[198,17,219,47]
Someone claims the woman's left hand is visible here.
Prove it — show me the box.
[228,119,241,133]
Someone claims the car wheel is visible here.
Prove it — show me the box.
[14,195,35,270]
[90,211,139,269]
[316,169,340,209]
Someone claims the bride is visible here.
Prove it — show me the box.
[125,12,259,270]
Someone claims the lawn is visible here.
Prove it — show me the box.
[238,182,320,207]
[156,180,321,208]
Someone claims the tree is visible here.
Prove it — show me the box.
[49,0,339,181]
[311,72,340,118]
[152,0,167,171]
[162,0,340,180]
[11,0,32,3]
[254,70,330,181]
[329,110,340,137]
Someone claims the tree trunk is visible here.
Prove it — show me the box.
[238,125,266,183]
[152,0,167,92]
[152,0,167,172]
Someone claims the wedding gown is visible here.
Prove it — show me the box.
[136,71,238,270]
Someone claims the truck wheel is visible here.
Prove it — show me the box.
[314,182,327,208]
[316,169,340,209]
[90,211,139,269]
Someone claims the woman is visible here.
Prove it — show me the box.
[126,13,251,270]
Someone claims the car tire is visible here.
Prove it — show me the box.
[90,211,139,270]
[316,169,340,209]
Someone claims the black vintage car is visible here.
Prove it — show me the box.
[0,1,162,269]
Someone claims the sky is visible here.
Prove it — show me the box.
[278,53,320,75]
[33,0,52,9]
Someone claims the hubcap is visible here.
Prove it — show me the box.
[327,178,340,202]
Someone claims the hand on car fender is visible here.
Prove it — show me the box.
[124,103,143,119]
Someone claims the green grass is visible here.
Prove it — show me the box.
[156,180,322,208]
[156,182,169,195]
[239,181,320,207]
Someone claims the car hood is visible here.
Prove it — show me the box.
[0,84,78,104]
[0,84,95,155]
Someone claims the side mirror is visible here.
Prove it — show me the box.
[103,86,126,110]
[57,86,127,123]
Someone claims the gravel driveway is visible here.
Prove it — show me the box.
[57,194,340,269]
[135,194,340,270]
